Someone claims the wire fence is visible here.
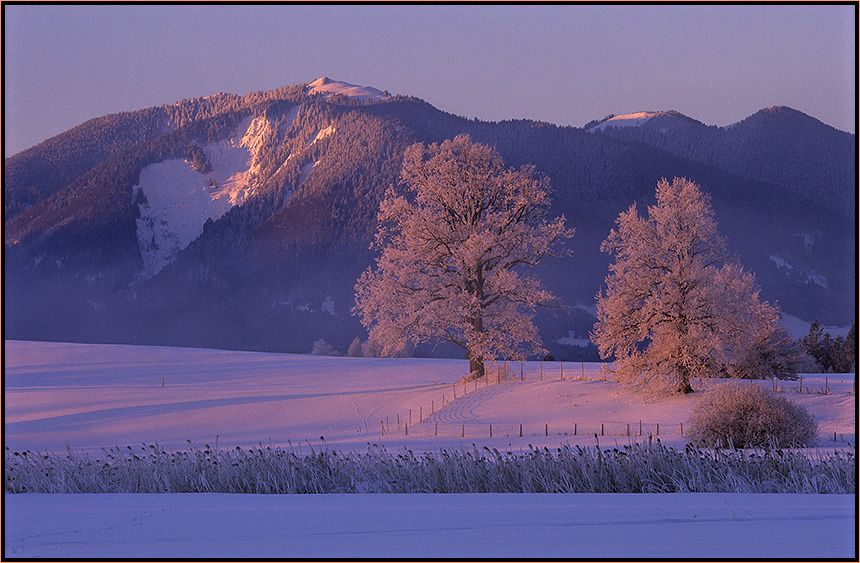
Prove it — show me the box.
[380,418,684,439]
[376,360,853,440]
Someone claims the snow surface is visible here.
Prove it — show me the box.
[4,340,854,455]
[307,76,390,102]
[133,115,275,279]
[780,312,854,340]
[4,493,855,559]
[4,340,856,559]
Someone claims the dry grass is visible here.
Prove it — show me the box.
[5,439,854,494]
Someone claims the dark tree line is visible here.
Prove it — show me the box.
[800,321,857,373]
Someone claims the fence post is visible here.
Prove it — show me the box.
[601,423,604,436]
[453,384,456,399]
[381,421,385,437]
[680,422,683,435]
[409,409,412,425]
[420,406,423,422]
[520,423,523,438]
[432,400,434,414]
[540,361,543,380]
[574,422,577,436]
[639,420,642,436]
[435,422,438,436]
[405,422,408,436]
[461,423,465,438]
[545,423,548,436]
[520,362,524,381]
[627,423,630,437]
[397,413,400,428]
[656,423,660,436]
[581,362,584,379]
[489,424,493,438]
[560,361,564,380]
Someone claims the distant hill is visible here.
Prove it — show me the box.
[4,79,855,357]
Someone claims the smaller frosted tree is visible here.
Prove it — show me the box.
[592,177,782,394]
[354,134,572,379]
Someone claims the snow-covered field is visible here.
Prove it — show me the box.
[4,340,856,558]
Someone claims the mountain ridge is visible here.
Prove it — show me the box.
[4,79,855,356]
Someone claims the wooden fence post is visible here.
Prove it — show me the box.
[540,361,543,380]
[461,423,465,438]
[405,422,408,436]
[574,423,577,436]
[601,423,604,436]
[409,409,412,425]
[656,423,660,436]
[680,422,683,435]
[420,406,422,422]
[381,421,384,437]
[639,420,642,436]
[545,423,548,436]
[627,423,630,437]
[581,362,584,379]
[519,423,523,437]
[560,361,564,380]
[453,384,457,399]
[435,422,438,436]
[489,424,493,438]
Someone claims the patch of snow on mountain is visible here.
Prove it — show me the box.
[769,254,828,289]
[587,112,659,132]
[307,77,390,102]
[557,331,593,347]
[780,313,852,339]
[298,161,316,185]
[134,115,272,280]
[321,296,337,316]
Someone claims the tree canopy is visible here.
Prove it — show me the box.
[592,177,782,394]
[354,134,573,378]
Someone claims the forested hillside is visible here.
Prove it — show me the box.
[4,80,855,357]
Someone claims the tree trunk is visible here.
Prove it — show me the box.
[467,265,486,380]
[469,351,485,380]
[677,365,694,394]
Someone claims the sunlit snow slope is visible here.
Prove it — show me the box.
[134,114,285,279]
[4,340,854,454]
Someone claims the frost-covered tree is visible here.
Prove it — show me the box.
[354,134,573,379]
[592,177,781,394]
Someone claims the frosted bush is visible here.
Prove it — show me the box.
[310,339,340,356]
[688,383,818,448]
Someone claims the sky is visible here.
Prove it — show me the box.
[3,4,856,157]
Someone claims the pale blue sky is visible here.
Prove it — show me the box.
[3,4,856,157]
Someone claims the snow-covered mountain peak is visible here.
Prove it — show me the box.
[307,77,390,102]
[586,110,698,132]
[587,112,659,132]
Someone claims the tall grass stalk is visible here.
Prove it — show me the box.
[5,440,854,494]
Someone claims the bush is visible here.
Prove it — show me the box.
[310,339,340,356]
[688,383,818,448]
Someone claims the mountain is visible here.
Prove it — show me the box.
[4,79,856,358]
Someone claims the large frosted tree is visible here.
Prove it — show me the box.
[592,177,781,395]
[354,135,572,379]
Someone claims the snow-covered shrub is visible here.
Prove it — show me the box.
[688,383,818,448]
[310,339,340,356]
[347,337,363,357]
